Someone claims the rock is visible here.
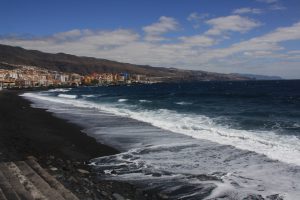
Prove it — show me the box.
[158,193,169,199]
[50,167,58,171]
[243,194,264,200]
[62,166,70,171]
[68,176,78,183]
[101,191,108,196]
[112,193,125,200]
[77,169,90,174]
[266,194,283,200]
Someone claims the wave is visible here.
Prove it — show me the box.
[48,88,71,92]
[175,101,192,105]
[21,92,300,166]
[139,99,152,103]
[57,94,77,99]
[294,123,300,128]
[118,99,128,102]
[81,94,96,98]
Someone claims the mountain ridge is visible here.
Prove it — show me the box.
[0,44,249,81]
[233,73,283,80]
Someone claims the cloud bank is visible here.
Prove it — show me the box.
[1,14,300,78]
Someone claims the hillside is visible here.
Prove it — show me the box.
[234,73,283,80]
[0,44,249,81]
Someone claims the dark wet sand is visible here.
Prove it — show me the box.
[0,90,118,161]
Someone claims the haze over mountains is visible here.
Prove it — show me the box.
[235,74,283,80]
[0,44,281,81]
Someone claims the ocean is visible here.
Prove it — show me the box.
[22,80,300,199]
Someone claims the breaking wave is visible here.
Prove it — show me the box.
[57,94,77,99]
[139,99,152,103]
[175,101,193,105]
[118,99,128,102]
[48,88,71,92]
[21,92,300,166]
[81,94,96,98]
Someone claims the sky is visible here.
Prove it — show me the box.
[0,0,300,78]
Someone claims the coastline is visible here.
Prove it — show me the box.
[0,90,157,200]
[2,83,296,199]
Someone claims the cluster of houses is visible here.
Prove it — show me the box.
[81,72,148,85]
[0,63,151,89]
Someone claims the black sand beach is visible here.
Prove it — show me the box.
[0,90,157,200]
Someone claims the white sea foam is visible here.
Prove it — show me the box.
[81,94,96,98]
[48,88,71,92]
[118,99,128,102]
[294,123,300,128]
[139,100,152,103]
[57,94,77,99]
[21,92,300,199]
[175,101,192,105]
[21,92,300,166]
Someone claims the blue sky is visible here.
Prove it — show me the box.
[1,0,300,78]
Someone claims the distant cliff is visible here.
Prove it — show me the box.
[234,73,283,80]
[0,44,249,81]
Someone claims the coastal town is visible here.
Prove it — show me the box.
[0,62,152,89]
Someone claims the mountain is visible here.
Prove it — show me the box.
[234,73,283,80]
[0,44,249,81]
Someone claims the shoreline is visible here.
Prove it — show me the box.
[1,85,296,199]
[0,90,158,200]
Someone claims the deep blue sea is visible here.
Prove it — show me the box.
[22,80,300,199]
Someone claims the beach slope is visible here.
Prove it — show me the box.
[0,91,151,200]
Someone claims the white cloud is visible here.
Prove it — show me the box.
[78,29,139,46]
[232,7,263,15]
[179,35,216,47]
[287,50,300,55]
[256,21,300,42]
[52,29,82,40]
[187,12,200,22]
[143,16,178,35]
[243,50,273,57]
[200,21,300,61]
[256,0,286,11]
[205,15,262,35]
[187,12,209,28]
[142,16,179,42]
[0,29,140,58]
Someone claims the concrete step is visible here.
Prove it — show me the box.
[15,161,65,200]
[5,162,48,200]
[0,188,8,200]
[26,157,79,200]
[0,163,34,200]
[0,169,20,200]
[0,158,79,200]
